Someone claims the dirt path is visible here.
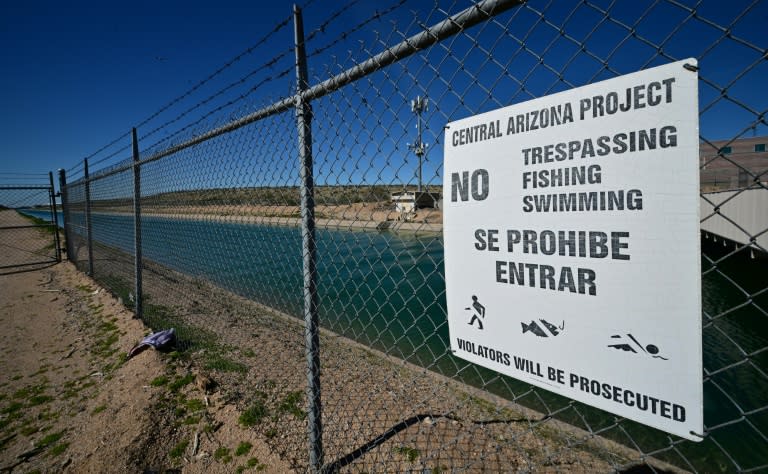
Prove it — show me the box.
[0,210,291,473]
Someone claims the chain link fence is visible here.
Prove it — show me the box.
[0,173,61,273]
[57,0,766,472]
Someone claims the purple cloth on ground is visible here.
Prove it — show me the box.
[127,328,176,358]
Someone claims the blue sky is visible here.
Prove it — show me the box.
[0,0,296,178]
[1,0,766,192]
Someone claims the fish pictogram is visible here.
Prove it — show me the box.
[521,319,565,338]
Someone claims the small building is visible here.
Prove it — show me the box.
[700,136,768,191]
[391,191,441,214]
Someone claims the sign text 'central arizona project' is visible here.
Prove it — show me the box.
[442,59,703,441]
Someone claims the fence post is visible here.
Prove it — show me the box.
[294,4,323,472]
[57,169,70,260]
[131,128,143,319]
[48,171,62,262]
[83,158,94,276]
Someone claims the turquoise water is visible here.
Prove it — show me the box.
[20,208,768,470]
[26,210,450,365]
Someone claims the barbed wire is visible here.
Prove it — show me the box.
[65,159,84,175]
[65,12,293,172]
[134,14,292,134]
[141,65,295,156]
[304,0,362,44]
[137,48,295,151]
[307,0,409,61]
[75,131,131,168]
[88,143,133,170]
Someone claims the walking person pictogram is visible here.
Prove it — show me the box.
[466,295,485,330]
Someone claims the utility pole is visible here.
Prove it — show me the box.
[408,96,428,193]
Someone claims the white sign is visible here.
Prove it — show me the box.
[443,59,702,441]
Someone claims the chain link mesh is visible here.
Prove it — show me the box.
[58,0,766,472]
[0,175,60,273]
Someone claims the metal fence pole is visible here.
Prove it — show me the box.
[294,4,323,472]
[84,158,94,276]
[48,171,62,262]
[57,169,71,260]
[131,128,143,319]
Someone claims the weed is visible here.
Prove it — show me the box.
[49,442,69,456]
[37,431,65,449]
[165,351,186,362]
[20,424,39,436]
[142,302,215,350]
[61,389,80,400]
[169,439,189,458]
[13,383,47,399]
[28,395,53,407]
[36,410,59,422]
[0,432,17,451]
[239,400,268,427]
[101,359,123,375]
[214,446,231,463]
[169,374,194,392]
[98,320,116,332]
[186,398,205,412]
[393,446,420,463]
[278,391,306,420]
[242,349,256,358]
[30,366,49,377]
[235,441,253,456]
[264,428,277,439]
[150,376,169,387]
[104,278,135,311]
[183,416,201,425]
[94,332,119,358]
[2,402,24,414]
[203,354,247,373]
[63,380,95,400]
[92,405,107,415]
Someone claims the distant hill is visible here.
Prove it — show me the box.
[88,185,437,208]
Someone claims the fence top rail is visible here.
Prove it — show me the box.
[0,186,51,190]
[70,0,524,185]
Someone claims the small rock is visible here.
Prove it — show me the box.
[195,373,216,392]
